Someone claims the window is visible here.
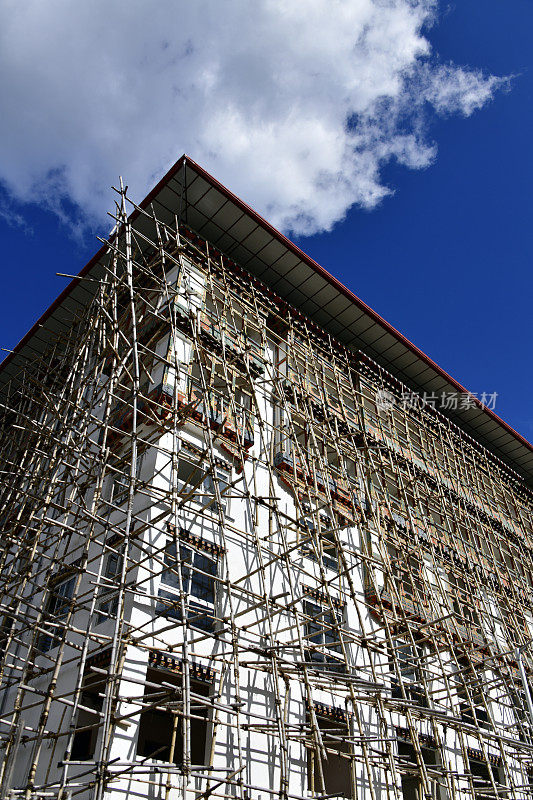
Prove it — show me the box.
[175,265,204,315]
[304,601,345,673]
[391,640,428,708]
[389,551,425,608]
[362,395,379,427]
[49,486,67,521]
[398,742,443,800]
[203,467,230,515]
[109,472,129,506]
[393,410,409,449]
[449,573,481,631]
[71,667,106,760]
[107,451,145,507]
[157,541,217,632]
[316,530,338,571]
[302,521,338,571]
[177,457,205,496]
[407,419,424,458]
[383,468,400,509]
[96,547,123,624]
[136,668,210,764]
[235,388,254,445]
[458,685,490,730]
[397,640,418,681]
[0,613,14,651]
[176,457,230,515]
[39,574,76,652]
[468,756,504,800]
[307,712,352,797]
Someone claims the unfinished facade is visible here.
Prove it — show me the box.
[0,157,533,800]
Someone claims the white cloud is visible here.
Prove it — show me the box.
[0,0,507,236]
[420,63,507,117]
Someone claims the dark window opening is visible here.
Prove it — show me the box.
[71,667,105,760]
[303,525,339,572]
[458,686,490,730]
[175,458,230,516]
[468,757,504,800]
[106,451,145,507]
[177,458,205,498]
[390,641,429,708]
[460,702,489,728]
[0,614,14,651]
[398,742,442,800]
[307,713,352,798]
[203,468,230,515]
[136,668,211,765]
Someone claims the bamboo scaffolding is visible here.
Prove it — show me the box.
[0,182,532,800]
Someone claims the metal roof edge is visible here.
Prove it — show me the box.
[181,155,533,460]
[2,152,531,466]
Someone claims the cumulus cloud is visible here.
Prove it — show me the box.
[0,0,507,236]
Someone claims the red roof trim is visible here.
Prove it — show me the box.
[182,155,533,457]
[2,153,532,459]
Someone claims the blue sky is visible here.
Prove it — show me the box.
[299,1,533,441]
[0,1,531,441]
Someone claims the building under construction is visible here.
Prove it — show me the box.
[0,156,533,800]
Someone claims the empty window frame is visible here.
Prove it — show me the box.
[175,263,205,316]
[70,667,106,761]
[176,457,230,516]
[383,467,401,510]
[49,485,67,521]
[387,547,426,608]
[397,741,443,800]
[203,467,230,516]
[362,396,379,429]
[176,457,205,499]
[458,683,490,730]
[136,668,211,765]
[300,513,338,571]
[157,541,218,632]
[393,408,410,450]
[407,419,424,459]
[234,388,254,446]
[447,572,482,632]
[315,529,339,572]
[468,756,504,800]
[307,712,352,798]
[0,613,14,652]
